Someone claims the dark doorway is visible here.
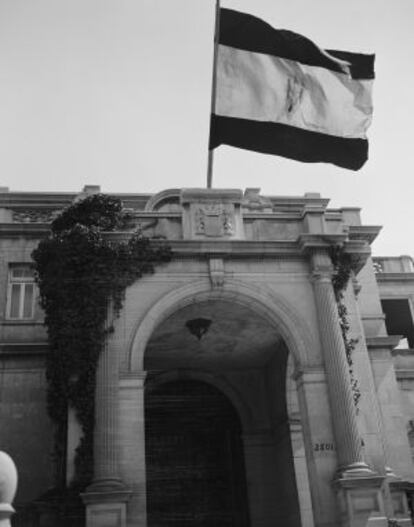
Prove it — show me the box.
[145,379,250,527]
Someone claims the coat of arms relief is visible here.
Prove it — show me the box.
[194,204,234,237]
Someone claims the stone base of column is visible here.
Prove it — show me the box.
[336,462,377,479]
[387,479,413,526]
[334,474,387,527]
[82,486,131,527]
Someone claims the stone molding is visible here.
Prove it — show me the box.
[82,489,131,505]
[209,258,224,288]
[366,336,402,352]
[0,342,49,356]
[348,225,382,244]
[376,272,414,282]
[144,188,181,212]
[12,209,60,223]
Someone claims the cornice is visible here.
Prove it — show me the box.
[0,223,50,238]
[267,196,330,211]
[365,336,402,350]
[0,191,152,208]
[375,272,414,282]
[395,370,414,381]
[133,211,182,219]
[391,348,414,357]
[243,212,302,220]
[163,239,302,258]
[0,342,49,356]
[0,192,76,208]
[181,188,243,204]
[348,225,382,244]
[297,233,349,253]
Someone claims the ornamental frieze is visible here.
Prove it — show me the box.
[12,209,60,223]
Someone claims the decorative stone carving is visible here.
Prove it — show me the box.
[209,258,224,288]
[12,209,59,223]
[181,189,244,240]
[195,204,234,237]
[242,188,273,212]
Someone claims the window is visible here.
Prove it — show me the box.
[7,265,36,320]
[381,298,414,348]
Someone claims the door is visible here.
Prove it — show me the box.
[145,379,250,527]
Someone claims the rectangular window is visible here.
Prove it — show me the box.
[7,265,36,320]
[381,298,414,348]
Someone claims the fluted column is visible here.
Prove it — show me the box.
[89,331,124,489]
[311,250,371,476]
[82,306,130,527]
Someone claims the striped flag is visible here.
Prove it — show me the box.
[209,8,375,170]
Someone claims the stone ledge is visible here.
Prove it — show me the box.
[0,342,49,356]
[395,370,414,380]
[366,336,402,350]
[376,272,414,282]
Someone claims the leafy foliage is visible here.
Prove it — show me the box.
[330,246,361,407]
[32,194,171,488]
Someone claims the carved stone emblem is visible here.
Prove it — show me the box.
[12,209,60,223]
[195,204,234,237]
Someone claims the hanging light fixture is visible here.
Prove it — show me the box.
[185,318,212,340]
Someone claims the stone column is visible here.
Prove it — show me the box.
[118,372,148,527]
[311,250,368,476]
[311,250,386,526]
[82,309,131,527]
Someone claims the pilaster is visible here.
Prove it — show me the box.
[82,309,131,527]
[118,372,148,527]
[242,430,301,527]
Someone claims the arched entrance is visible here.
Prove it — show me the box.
[145,378,250,526]
[140,295,308,527]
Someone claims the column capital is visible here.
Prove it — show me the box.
[310,265,334,283]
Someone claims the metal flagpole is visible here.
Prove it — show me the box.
[207,0,220,188]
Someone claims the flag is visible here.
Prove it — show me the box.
[209,8,375,170]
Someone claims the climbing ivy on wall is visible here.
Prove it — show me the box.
[32,194,171,489]
[330,246,361,407]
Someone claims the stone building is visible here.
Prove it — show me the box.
[1,185,414,527]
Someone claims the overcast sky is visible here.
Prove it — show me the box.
[0,0,413,257]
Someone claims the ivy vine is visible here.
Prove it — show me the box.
[32,194,171,489]
[330,246,361,407]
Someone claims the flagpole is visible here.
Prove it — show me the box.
[207,0,220,188]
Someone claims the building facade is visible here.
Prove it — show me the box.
[1,186,414,527]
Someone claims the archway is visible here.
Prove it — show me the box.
[145,378,250,526]
[142,297,304,527]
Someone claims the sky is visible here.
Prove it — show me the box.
[0,0,413,256]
